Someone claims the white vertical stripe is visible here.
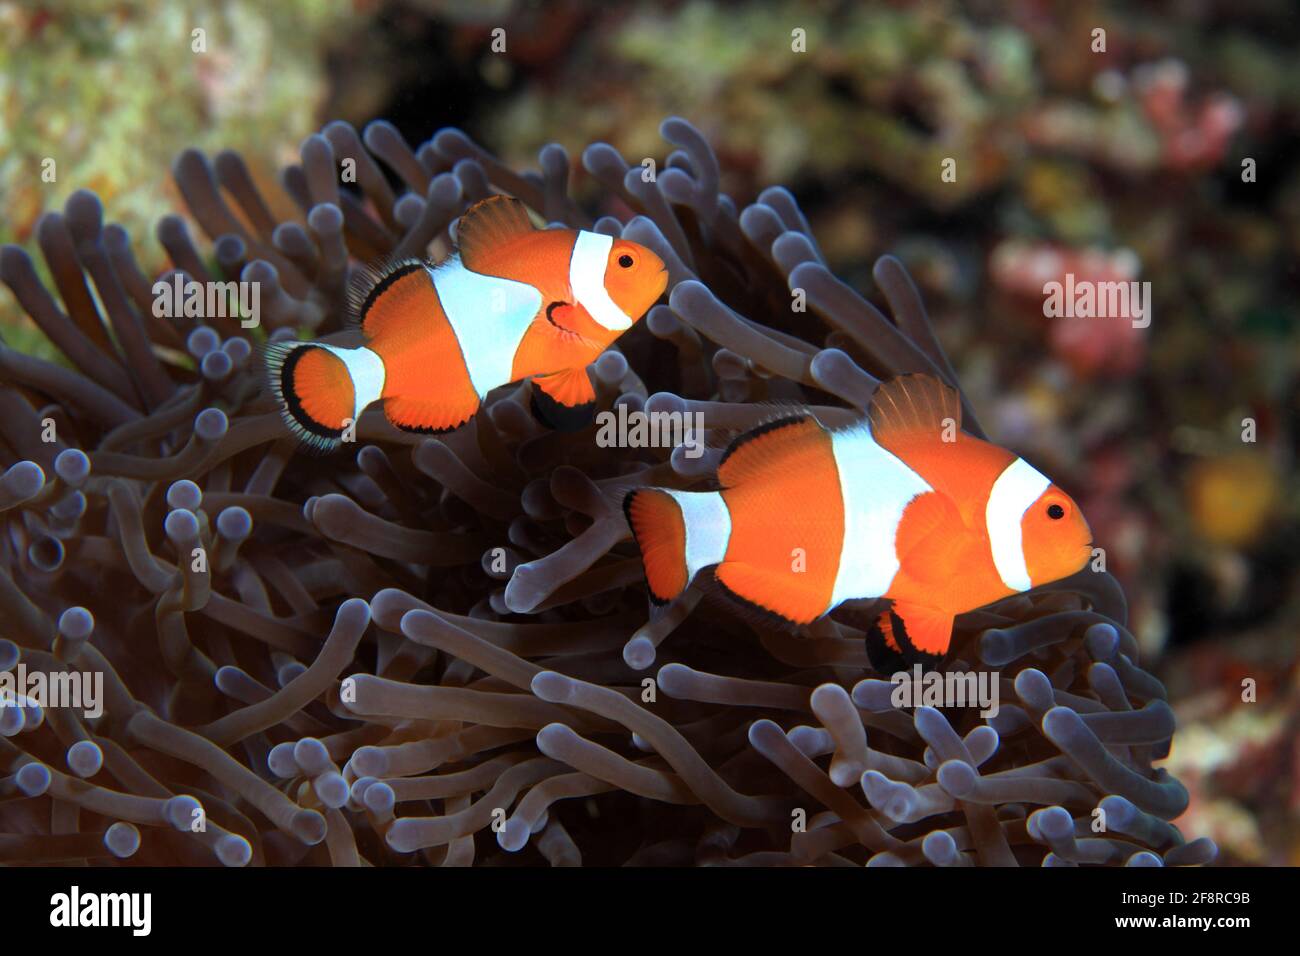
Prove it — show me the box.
[985,457,1051,592]
[662,489,730,581]
[319,345,385,422]
[570,231,632,332]
[433,258,542,397]
[828,423,932,611]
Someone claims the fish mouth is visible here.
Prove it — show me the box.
[652,267,670,300]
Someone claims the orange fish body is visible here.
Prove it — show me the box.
[625,375,1093,667]
[266,196,668,448]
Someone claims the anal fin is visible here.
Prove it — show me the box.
[865,601,954,672]
[530,366,596,431]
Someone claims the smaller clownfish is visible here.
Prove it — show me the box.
[624,374,1094,669]
[265,196,668,449]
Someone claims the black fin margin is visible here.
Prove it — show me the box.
[716,413,815,481]
[380,393,480,438]
[622,489,671,607]
[864,605,944,673]
[387,413,471,437]
[709,568,807,634]
[260,340,344,454]
[346,256,430,332]
[390,421,464,436]
[530,382,596,432]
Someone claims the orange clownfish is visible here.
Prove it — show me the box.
[624,374,1094,668]
[265,196,668,449]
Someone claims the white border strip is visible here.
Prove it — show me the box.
[320,345,385,421]
[829,424,932,609]
[434,258,540,397]
[985,457,1051,592]
[570,231,632,331]
[663,489,730,579]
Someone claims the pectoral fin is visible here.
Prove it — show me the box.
[894,490,968,581]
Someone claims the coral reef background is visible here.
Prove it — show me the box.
[0,0,1296,865]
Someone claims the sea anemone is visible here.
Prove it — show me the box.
[0,117,1213,867]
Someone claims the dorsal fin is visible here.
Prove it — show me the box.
[455,196,537,269]
[346,257,430,338]
[867,373,963,445]
[717,414,824,488]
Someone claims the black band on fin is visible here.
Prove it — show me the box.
[346,257,428,331]
[530,384,595,432]
[715,413,824,489]
[718,414,813,472]
[278,345,345,443]
[864,606,944,673]
[389,418,464,436]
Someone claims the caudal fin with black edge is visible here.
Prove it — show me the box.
[625,486,733,606]
[624,488,690,604]
[263,340,352,453]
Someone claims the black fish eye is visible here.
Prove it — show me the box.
[1047,504,1065,520]
[618,254,634,268]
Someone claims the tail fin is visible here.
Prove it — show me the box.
[263,341,359,452]
[624,488,730,604]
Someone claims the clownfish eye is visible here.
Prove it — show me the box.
[1047,503,1065,520]
[618,254,634,269]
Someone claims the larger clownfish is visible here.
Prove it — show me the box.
[265,196,668,449]
[624,374,1093,668]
